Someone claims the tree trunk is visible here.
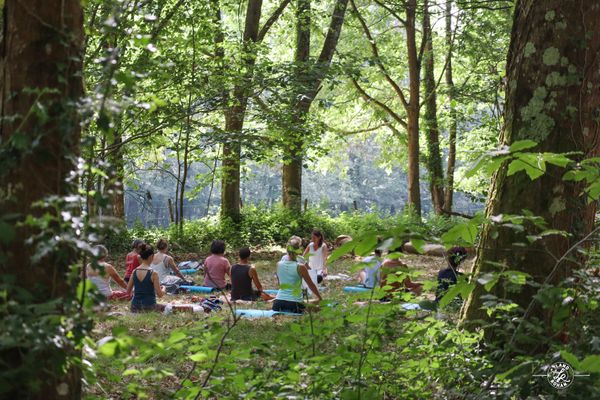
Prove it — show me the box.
[422,0,444,215]
[281,0,349,211]
[405,0,422,217]
[462,0,600,329]
[219,0,262,222]
[443,0,457,211]
[282,0,311,212]
[0,1,84,398]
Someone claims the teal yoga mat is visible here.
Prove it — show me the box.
[235,309,302,318]
[343,286,372,293]
[179,269,199,274]
[180,285,216,293]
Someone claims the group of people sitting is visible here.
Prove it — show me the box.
[86,228,468,314]
[357,242,468,303]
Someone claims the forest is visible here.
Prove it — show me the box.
[1,0,599,399]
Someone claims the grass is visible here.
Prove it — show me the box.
[87,251,461,398]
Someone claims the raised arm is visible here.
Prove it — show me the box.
[298,264,322,301]
[106,264,128,289]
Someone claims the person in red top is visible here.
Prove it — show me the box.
[124,239,144,283]
[203,240,231,290]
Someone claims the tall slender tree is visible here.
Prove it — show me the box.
[443,0,457,211]
[462,0,600,328]
[0,1,84,397]
[422,0,444,214]
[281,0,349,211]
[219,0,291,222]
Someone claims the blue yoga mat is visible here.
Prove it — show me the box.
[343,286,372,293]
[180,285,216,293]
[263,289,278,295]
[179,269,199,274]
[235,309,302,318]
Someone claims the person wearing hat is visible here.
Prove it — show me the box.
[273,237,323,313]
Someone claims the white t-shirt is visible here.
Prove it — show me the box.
[151,253,172,283]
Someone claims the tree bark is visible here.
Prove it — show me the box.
[405,0,422,217]
[281,0,349,211]
[462,0,600,329]
[443,0,457,211]
[0,1,84,398]
[422,0,444,215]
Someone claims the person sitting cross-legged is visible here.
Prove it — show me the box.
[273,237,323,314]
[87,245,130,301]
[203,240,232,290]
[230,247,274,302]
[151,238,187,283]
[435,246,467,303]
[127,244,166,313]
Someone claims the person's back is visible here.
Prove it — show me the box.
[362,256,382,289]
[151,253,170,282]
[87,262,112,297]
[275,260,303,303]
[231,263,253,300]
[435,267,462,301]
[204,254,230,288]
[131,268,156,309]
[124,239,143,282]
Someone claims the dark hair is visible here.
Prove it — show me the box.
[211,240,226,255]
[132,239,144,250]
[447,246,468,269]
[312,229,324,248]
[156,238,168,250]
[139,244,155,260]
[239,247,251,260]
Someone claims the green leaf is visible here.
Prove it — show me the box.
[509,139,537,152]
[439,282,474,308]
[410,238,426,254]
[328,239,356,263]
[560,351,580,370]
[0,220,15,245]
[579,355,600,373]
[542,152,572,168]
[355,234,378,256]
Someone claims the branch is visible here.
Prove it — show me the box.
[351,0,409,109]
[372,0,407,27]
[350,76,407,129]
[257,0,292,41]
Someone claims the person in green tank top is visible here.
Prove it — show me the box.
[273,237,322,313]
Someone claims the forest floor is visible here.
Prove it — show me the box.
[88,251,472,398]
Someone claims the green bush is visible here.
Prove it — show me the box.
[104,206,456,254]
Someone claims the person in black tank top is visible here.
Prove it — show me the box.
[230,248,274,301]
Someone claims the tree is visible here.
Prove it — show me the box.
[0,0,84,397]
[462,0,600,329]
[219,0,291,222]
[443,0,457,211]
[350,0,423,216]
[281,0,349,212]
[422,0,444,215]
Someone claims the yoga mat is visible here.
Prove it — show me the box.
[343,286,372,293]
[179,269,199,274]
[263,289,278,295]
[400,303,422,310]
[235,309,302,319]
[180,285,216,293]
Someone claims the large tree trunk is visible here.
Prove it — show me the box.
[0,1,84,398]
[443,0,457,211]
[462,0,600,329]
[405,0,422,217]
[422,0,444,215]
[220,0,262,222]
[281,0,348,211]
